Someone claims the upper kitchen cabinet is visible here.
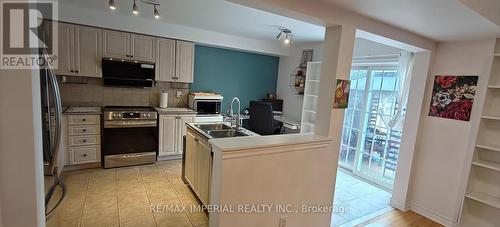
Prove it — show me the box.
[155,38,176,82]
[55,22,74,76]
[131,34,156,62]
[175,41,195,83]
[102,30,129,59]
[102,30,155,62]
[74,26,102,77]
[55,22,101,78]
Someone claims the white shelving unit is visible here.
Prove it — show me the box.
[459,39,500,226]
[300,62,321,133]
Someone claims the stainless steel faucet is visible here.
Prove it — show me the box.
[229,97,241,130]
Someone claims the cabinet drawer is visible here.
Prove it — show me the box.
[68,115,100,125]
[70,145,100,164]
[68,135,100,146]
[69,125,100,136]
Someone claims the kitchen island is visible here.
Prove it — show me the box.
[184,123,334,227]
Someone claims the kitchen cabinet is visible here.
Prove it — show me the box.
[155,38,176,82]
[55,22,101,77]
[175,41,195,83]
[185,127,212,205]
[156,39,194,83]
[103,30,155,62]
[159,114,194,157]
[67,114,101,165]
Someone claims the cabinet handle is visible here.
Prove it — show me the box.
[82,129,87,132]
[75,70,79,73]
[70,70,74,73]
[82,119,86,122]
[194,138,198,142]
[83,139,87,143]
[83,154,87,157]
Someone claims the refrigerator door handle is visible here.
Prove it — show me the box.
[43,49,62,177]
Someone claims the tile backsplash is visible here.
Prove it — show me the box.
[58,77,190,107]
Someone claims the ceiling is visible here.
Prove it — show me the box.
[319,0,500,41]
[60,0,326,43]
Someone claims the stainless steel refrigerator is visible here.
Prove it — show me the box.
[40,49,65,218]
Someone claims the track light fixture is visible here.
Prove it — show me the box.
[109,0,117,10]
[154,5,160,19]
[108,0,160,19]
[132,0,139,15]
[276,28,292,45]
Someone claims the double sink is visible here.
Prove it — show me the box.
[192,123,252,138]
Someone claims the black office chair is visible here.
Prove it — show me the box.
[249,101,281,135]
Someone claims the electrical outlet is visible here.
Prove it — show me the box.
[176,91,182,98]
[279,217,286,227]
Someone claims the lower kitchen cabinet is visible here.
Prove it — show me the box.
[66,114,101,165]
[159,114,195,157]
[185,127,212,205]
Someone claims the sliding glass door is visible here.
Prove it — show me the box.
[339,65,404,189]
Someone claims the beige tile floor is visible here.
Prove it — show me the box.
[46,160,208,227]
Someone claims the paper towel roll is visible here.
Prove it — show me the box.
[160,92,168,108]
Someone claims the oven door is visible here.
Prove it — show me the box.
[195,100,221,115]
[102,120,158,168]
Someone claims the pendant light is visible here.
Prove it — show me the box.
[154,5,160,19]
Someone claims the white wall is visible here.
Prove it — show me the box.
[276,38,402,122]
[408,39,496,226]
[0,70,45,227]
[276,42,324,122]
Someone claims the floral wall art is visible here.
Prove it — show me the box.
[333,79,350,109]
[428,75,478,121]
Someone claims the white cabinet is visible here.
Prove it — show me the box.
[102,30,130,59]
[159,114,194,157]
[175,41,195,83]
[103,30,155,62]
[55,23,101,77]
[67,114,101,165]
[155,38,176,82]
[185,127,212,205]
[156,40,194,83]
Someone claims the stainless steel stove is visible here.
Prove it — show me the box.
[102,106,158,168]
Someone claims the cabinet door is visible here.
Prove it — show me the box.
[131,34,155,62]
[155,38,176,82]
[74,26,101,77]
[159,116,176,156]
[197,140,212,205]
[175,41,195,83]
[102,30,130,59]
[185,130,196,187]
[176,116,194,154]
[55,23,74,76]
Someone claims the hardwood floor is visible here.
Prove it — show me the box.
[354,210,443,227]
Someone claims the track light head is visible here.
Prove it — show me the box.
[132,0,139,15]
[154,5,160,19]
[276,31,283,40]
[109,0,117,10]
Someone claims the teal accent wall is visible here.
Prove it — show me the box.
[190,45,279,113]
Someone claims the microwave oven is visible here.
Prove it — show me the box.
[188,93,223,115]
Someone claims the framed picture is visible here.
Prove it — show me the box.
[333,79,350,109]
[428,75,478,121]
[299,49,313,68]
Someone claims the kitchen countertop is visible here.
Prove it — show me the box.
[63,106,102,115]
[187,122,259,140]
[154,107,197,115]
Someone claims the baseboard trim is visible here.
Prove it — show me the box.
[409,202,457,227]
[63,162,101,172]
[158,155,182,161]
